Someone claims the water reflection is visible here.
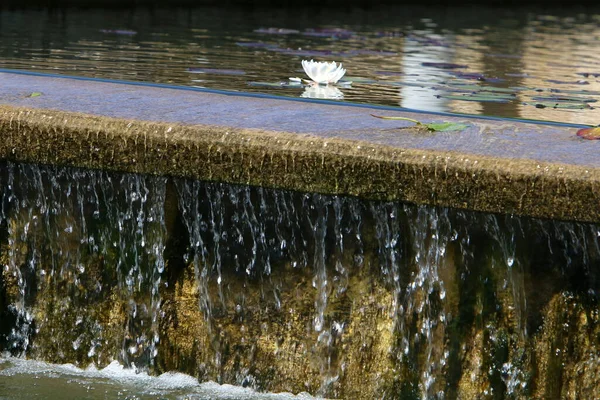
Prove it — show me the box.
[301,84,344,99]
[400,31,453,112]
[0,7,599,123]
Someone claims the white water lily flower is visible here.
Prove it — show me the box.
[301,59,346,84]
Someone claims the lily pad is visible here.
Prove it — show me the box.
[99,29,136,35]
[407,35,453,47]
[446,84,518,94]
[375,71,419,77]
[486,53,521,59]
[546,79,589,85]
[248,81,302,88]
[548,88,600,96]
[576,72,600,78]
[438,94,513,103]
[576,127,600,140]
[421,62,468,69]
[28,92,42,98]
[235,42,277,49]
[271,48,338,57]
[301,28,355,39]
[531,95,597,103]
[254,28,300,35]
[528,101,592,110]
[348,49,397,56]
[371,114,469,132]
[343,76,377,84]
[187,68,246,75]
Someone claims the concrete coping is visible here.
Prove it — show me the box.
[0,70,599,224]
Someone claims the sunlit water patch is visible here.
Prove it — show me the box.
[0,7,600,123]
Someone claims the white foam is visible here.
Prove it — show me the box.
[0,356,324,399]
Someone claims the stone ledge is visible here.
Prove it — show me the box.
[0,103,598,223]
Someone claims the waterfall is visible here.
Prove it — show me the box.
[0,162,166,370]
[1,161,600,399]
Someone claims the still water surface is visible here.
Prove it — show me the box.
[1,7,600,124]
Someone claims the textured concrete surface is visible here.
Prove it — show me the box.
[0,71,599,223]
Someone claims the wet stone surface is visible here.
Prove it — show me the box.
[0,71,597,168]
[0,71,599,224]
[1,162,600,399]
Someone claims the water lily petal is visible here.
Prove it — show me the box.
[301,60,346,84]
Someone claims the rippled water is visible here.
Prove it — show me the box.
[1,6,600,124]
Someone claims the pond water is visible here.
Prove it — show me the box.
[1,6,600,124]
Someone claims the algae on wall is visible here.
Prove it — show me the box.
[1,161,600,399]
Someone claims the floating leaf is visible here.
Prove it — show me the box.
[254,28,300,35]
[548,88,600,96]
[301,28,355,39]
[271,48,338,57]
[528,101,592,110]
[448,71,486,81]
[383,81,428,88]
[576,127,600,140]
[438,94,513,103]
[407,34,454,47]
[371,114,468,132]
[247,81,302,88]
[446,84,518,94]
[99,29,136,35]
[375,71,419,77]
[371,115,423,123]
[532,95,596,103]
[425,122,470,132]
[374,31,405,38]
[486,53,521,59]
[576,72,600,78]
[187,68,246,75]
[448,72,505,83]
[247,81,286,88]
[28,92,42,98]
[421,62,468,69]
[347,49,397,56]
[235,42,277,49]
[546,79,589,85]
[537,15,560,22]
[343,76,377,84]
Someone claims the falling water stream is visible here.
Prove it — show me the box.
[1,161,600,399]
